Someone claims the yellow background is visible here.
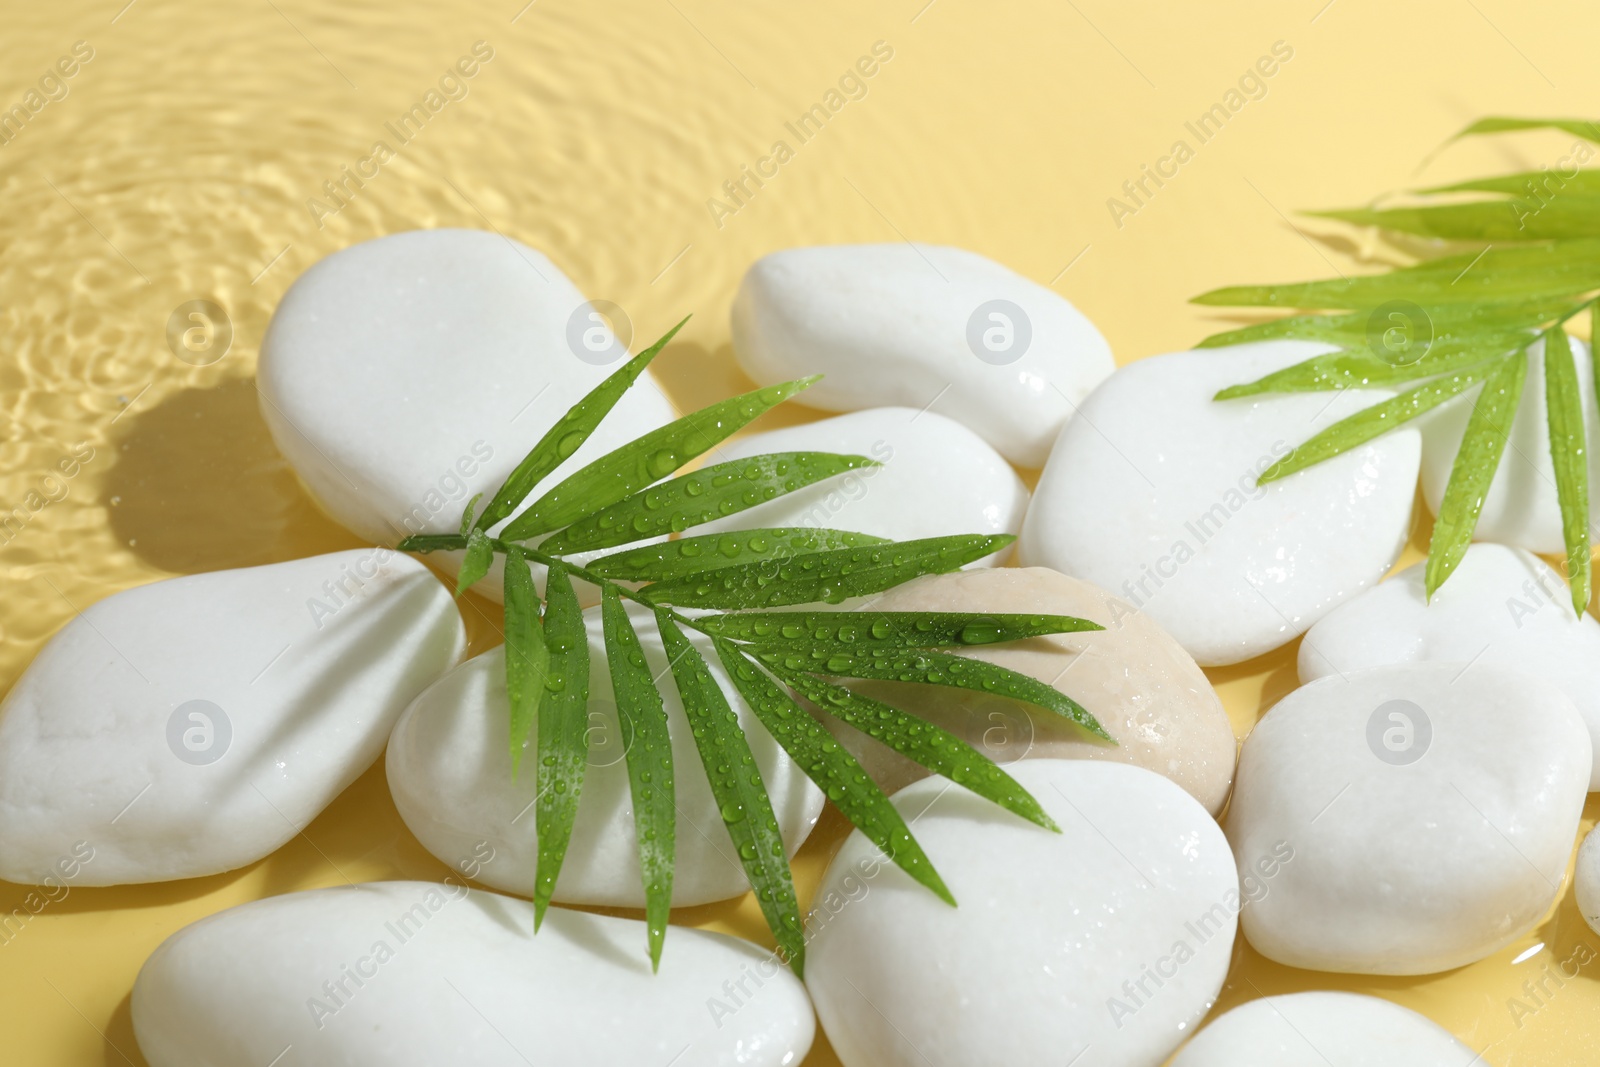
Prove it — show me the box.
[2,0,1599,1062]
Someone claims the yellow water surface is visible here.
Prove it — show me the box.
[2,0,1599,1063]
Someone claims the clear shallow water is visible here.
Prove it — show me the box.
[1,1,1597,1063]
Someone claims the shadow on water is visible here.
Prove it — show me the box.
[103,377,361,576]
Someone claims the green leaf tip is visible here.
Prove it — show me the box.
[599,586,675,972]
[657,613,806,974]
[475,314,692,536]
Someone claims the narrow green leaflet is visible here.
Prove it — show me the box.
[531,562,591,929]
[454,527,494,597]
[587,528,888,583]
[773,666,1059,831]
[1195,311,1365,349]
[503,377,821,541]
[599,586,675,970]
[643,534,1013,609]
[1422,170,1600,197]
[1193,240,1600,310]
[538,452,880,554]
[1425,352,1527,597]
[656,614,805,974]
[1450,116,1600,145]
[752,646,1110,740]
[713,638,953,905]
[1311,200,1600,242]
[698,610,1102,649]
[459,493,483,535]
[502,547,550,766]
[1259,363,1500,483]
[1543,328,1591,615]
[475,316,688,532]
[1213,344,1517,399]
[1197,298,1568,350]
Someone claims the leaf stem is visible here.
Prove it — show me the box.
[398,532,719,639]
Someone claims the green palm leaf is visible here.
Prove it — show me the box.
[1424,353,1527,597]
[751,646,1109,740]
[1449,116,1600,144]
[697,609,1102,649]
[1193,240,1600,310]
[1422,170,1600,197]
[712,637,954,906]
[773,666,1060,832]
[1213,344,1518,400]
[502,547,550,767]
[657,614,805,974]
[1543,328,1591,614]
[400,308,1111,971]
[502,376,820,541]
[454,527,495,597]
[587,528,889,583]
[599,586,675,970]
[538,451,879,554]
[643,534,1013,609]
[1260,362,1501,483]
[1200,115,1600,608]
[1312,200,1600,242]
[531,562,591,929]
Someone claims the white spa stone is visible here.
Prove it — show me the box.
[1421,335,1600,554]
[132,880,814,1067]
[387,601,825,907]
[1299,543,1600,789]
[258,228,678,602]
[1227,663,1590,975]
[1578,826,1600,937]
[1170,991,1480,1067]
[826,567,1236,814]
[696,407,1027,564]
[806,760,1238,1067]
[0,549,466,887]
[1019,342,1421,666]
[731,244,1113,467]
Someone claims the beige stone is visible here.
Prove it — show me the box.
[827,567,1236,814]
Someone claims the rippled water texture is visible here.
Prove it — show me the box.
[1,1,1597,1063]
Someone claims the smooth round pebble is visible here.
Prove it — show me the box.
[1578,826,1600,937]
[1228,663,1591,974]
[387,601,824,907]
[258,229,678,602]
[132,881,813,1067]
[1171,991,1480,1066]
[807,760,1239,1067]
[1300,543,1600,788]
[0,550,465,886]
[696,407,1027,565]
[1020,341,1420,666]
[731,244,1113,467]
[832,567,1236,813]
[1421,335,1600,553]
